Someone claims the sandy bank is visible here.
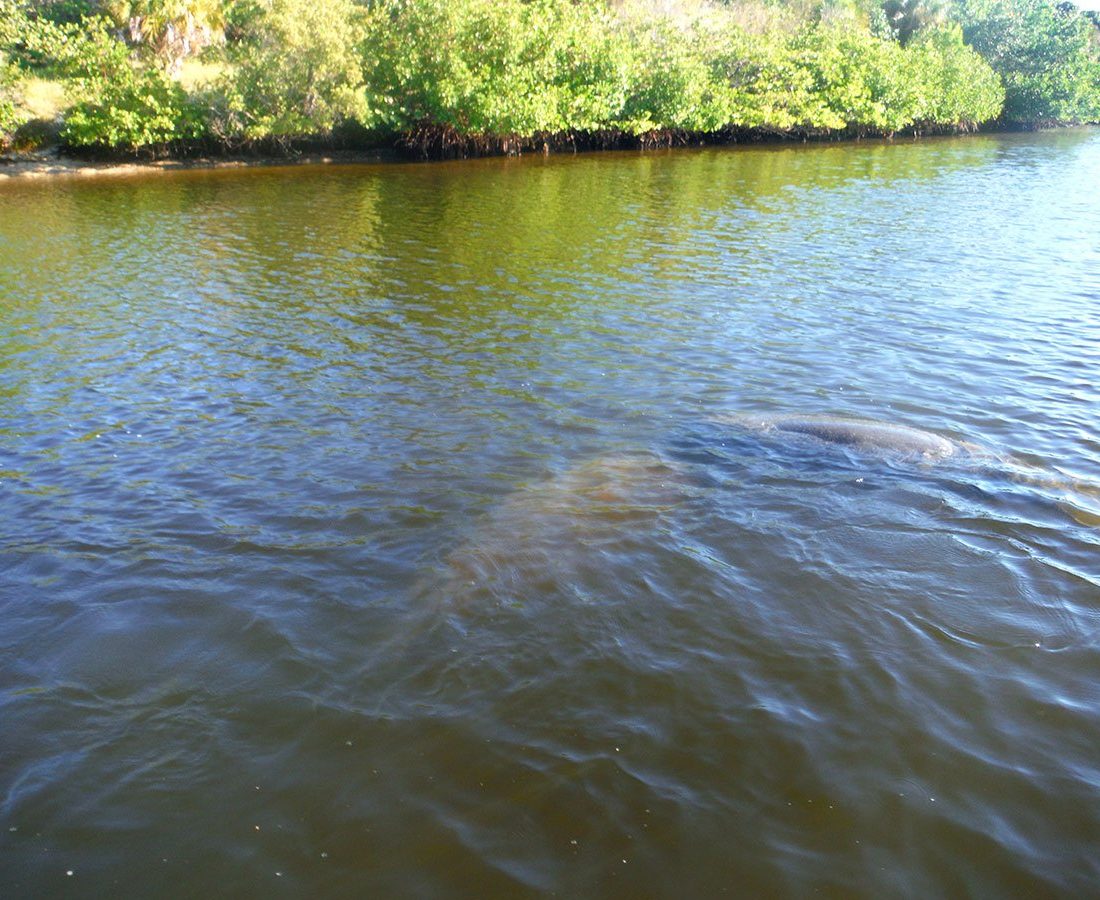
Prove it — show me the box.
[0,148,397,181]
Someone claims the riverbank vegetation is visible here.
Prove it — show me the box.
[1,0,1098,157]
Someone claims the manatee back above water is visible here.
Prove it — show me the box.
[715,413,966,460]
[712,412,1099,524]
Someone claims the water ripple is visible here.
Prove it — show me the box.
[2,130,1100,896]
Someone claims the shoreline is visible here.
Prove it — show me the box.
[0,147,399,181]
[1,125,1093,182]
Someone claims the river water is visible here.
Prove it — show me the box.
[2,130,1099,897]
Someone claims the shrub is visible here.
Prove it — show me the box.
[615,8,731,135]
[215,0,370,141]
[1,2,28,145]
[960,0,1100,123]
[26,15,202,150]
[911,24,1005,127]
[364,0,1010,144]
[364,0,532,137]
[0,62,21,147]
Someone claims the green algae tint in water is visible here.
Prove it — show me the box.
[2,131,1100,897]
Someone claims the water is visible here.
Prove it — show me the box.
[2,130,1099,897]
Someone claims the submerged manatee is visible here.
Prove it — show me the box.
[421,451,695,606]
[713,412,969,460]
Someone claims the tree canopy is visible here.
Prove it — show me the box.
[0,0,1097,155]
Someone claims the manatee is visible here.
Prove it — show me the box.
[714,412,1100,525]
[419,451,694,606]
[713,412,968,460]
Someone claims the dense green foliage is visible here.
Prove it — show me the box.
[363,0,1004,147]
[0,1,24,144]
[959,0,1100,123]
[22,13,202,149]
[363,0,634,139]
[0,0,1096,155]
[0,61,19,146]
[212,0,369,141]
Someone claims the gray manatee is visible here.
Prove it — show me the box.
[714,412,1100,525]
[711,412,971,460]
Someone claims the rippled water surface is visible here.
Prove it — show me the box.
[3,131,1100,897]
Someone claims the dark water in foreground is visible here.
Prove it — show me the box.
[2,131,1099,897]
